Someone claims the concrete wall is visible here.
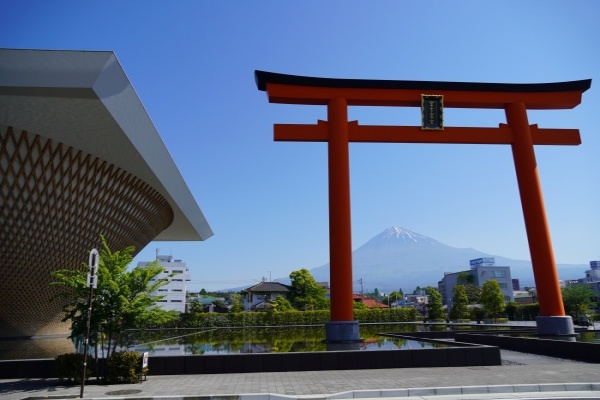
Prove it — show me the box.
[0,343,501,379]
[455,333,600,363]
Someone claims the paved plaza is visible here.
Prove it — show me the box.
[1,349,599,400]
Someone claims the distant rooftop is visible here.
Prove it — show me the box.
[242,281,292,293]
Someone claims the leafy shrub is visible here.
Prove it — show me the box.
[483,317,509,324]
[504,302,540,321]
[450,318,471,323]
[56,352,95,383]
[106,350,146,384]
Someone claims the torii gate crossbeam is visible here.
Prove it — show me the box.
[256,71,591,340]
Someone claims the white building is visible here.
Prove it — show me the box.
[138,255,191,313]
[569,261,600,313]
[438,258,514,306]
[584,261,600,283]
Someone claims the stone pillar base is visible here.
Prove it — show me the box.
[324,321,361,343]
[536,316,575,336]
[325,342,362,351]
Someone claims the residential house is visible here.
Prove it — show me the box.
[241,281,292,311]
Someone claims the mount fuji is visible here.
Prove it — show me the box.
[304,227,587,293]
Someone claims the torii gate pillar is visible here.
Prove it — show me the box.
[506,102,574,334]
[255,70,591,340]
[325,97,360,343]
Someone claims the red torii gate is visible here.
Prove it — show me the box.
[255,71,591,340]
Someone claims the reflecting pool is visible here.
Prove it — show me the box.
[118,324,451,356]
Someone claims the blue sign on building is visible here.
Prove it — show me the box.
[470,257,496,267]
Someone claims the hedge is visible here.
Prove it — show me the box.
[177,307,417,328]
[504,302,540,321]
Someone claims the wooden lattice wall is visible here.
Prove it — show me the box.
[0,126,174,357]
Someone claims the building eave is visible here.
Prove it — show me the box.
[0,48,213,241]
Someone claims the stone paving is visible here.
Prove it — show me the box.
[0,350,599,400]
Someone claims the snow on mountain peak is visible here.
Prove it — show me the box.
[383,227,420,241]
[377,226,441,246]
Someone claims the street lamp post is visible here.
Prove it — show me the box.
[80,248,99,399]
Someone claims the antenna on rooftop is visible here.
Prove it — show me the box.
[156,248,159,260]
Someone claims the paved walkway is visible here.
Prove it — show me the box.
[1,350,599,400]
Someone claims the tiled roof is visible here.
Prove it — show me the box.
[243,281,292,293]
[352,294,388,308]
[361,298,388,308]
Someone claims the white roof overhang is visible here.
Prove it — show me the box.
[0,48,213,241]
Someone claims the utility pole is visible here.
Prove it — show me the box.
[81,248,99,399]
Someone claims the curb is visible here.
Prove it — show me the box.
[27,383,599,400]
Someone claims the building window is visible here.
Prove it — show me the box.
[492,271,506,278]
[173,289,182,292]
[171,300,182,303]
[498,283,508,289]
[172,270,183,273]
[158,289,168,292]
[172,279,183,282]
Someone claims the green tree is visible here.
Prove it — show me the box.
[270,295,295,312]
[229,293,243,313]
[449,285,470,320]
[188,298,204,313]
[288,268,329,310]
[479,280,506,321]
[353,300,368,310]
[457,272,481,304]
[425,287,445,321]
[561,284,595,324]
[199,288,207,295]
[50,236,178,359]
[382,290,404,307]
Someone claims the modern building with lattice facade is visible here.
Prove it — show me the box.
[0,49,213,359]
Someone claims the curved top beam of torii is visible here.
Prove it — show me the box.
[255,71,591,146]
[255,70,590,109]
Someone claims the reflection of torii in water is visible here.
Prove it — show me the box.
[255,71,591,342]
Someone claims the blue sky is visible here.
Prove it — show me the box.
[3,1,599,292]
